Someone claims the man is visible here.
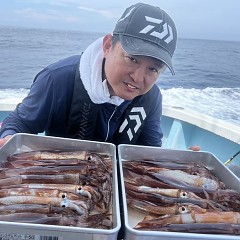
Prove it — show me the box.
[0,2,177,147]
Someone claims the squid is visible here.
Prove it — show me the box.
[125,182,204,199]
[124,160,221,181]
[0,188,87,201]
[0,204,52,214]
[150,168,220,190]
[0,164,97,178]
[1,159,90,168]
[0,212,112,228]
[2,183,84,195]
[135,211,240,228]
[0,212,63,225]
[125,182,229,211]
[7,150,89,161]
[135,223,240,235]
[7,150,112,173]
[124,164,220,192]
[0,204,78,216]
[0,173,81,186]
[7,150,111,165]
[0,195,89,215]
[127,197,207,215]
[123,167,165,188]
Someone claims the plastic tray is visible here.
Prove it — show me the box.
[0,133,121,240]
[118,144,240,240]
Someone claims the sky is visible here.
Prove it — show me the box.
[1,0,240,42]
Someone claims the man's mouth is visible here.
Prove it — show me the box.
[125,82,138,89]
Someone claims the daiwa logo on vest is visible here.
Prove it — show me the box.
[76,102,91,139]
[119,107,146,141]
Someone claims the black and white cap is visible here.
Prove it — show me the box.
[113,3,177,74]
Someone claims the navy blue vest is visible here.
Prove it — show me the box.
[67,62,158,145]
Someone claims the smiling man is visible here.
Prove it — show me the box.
[0,2,177,147]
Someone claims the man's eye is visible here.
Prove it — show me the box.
[129,56,137,63]
[149,67,159,73]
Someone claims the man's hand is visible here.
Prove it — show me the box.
[0,135,13,148]
[188,145,201,151]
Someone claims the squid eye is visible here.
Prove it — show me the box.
[87,155,92,160]
[179,206,187,213]
[61,194,66,199]
[61,204,66,208]
[181,192,187,198]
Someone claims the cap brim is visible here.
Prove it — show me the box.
[119,35,175,75]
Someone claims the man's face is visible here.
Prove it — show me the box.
[103,34,166,100]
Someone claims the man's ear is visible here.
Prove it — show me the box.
[102,34,113,56]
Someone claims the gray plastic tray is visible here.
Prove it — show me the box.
[0,133,121,240]
[118,144,240,240]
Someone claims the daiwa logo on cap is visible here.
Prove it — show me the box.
[139,16,174,44]
[115,3,176,47]
[114,3,177,75]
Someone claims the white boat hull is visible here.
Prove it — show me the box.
[0,100,239,164]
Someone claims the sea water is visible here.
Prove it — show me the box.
[0,26,239,126]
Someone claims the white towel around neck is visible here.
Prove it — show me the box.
[79,37,124,106]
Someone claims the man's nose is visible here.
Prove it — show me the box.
[130,67,145,82]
